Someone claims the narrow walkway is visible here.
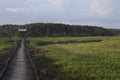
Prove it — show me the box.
[1,39,35,80]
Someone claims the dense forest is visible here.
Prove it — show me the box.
[108,29,120,35]
[0,23,115,37]
[0,25,19,37]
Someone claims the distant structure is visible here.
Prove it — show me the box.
[18,29,27,37]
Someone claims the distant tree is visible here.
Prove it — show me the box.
[0,23,114,37]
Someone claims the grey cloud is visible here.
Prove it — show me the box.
[0,0,120,29]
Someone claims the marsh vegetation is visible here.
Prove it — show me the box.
[28,37,120,80]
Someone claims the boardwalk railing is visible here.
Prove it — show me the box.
[0,40,21,79]
[0,39,39,80]
[24,39,39,80]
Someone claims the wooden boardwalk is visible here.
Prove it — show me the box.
[1,39,35,80]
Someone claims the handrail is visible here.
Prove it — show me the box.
[0,39,39,80]
[0,40,21,79]
[24,39,39,80]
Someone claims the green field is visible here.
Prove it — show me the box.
[0,37,19,51]
[0,37,20,60]
[28,37,120,80]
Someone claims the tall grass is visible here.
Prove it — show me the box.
[29,37,120,80]
[0,37,19,51]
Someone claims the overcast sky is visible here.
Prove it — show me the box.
[0,0,120,29]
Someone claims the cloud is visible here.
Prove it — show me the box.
[0,0,120,29]
[90,0,111,16]
[48,0,63,7]
[6,8,19,12]
[5,8,26,12]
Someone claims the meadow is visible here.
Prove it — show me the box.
[28,37,120,80]
[0,37,20,72]
[0,38,19,51]
[0,37,20,59]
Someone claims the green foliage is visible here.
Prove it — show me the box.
[29,37,120,80]
[0,37,20,72]
[28,37,102,46]
[0,25,19,37]
[108,29,120,35]
[0,23,114,37]
[0,37,19,51]
[26,23,113,37]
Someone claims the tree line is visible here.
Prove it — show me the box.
[0,23,114,37]
[108,29,120,35]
